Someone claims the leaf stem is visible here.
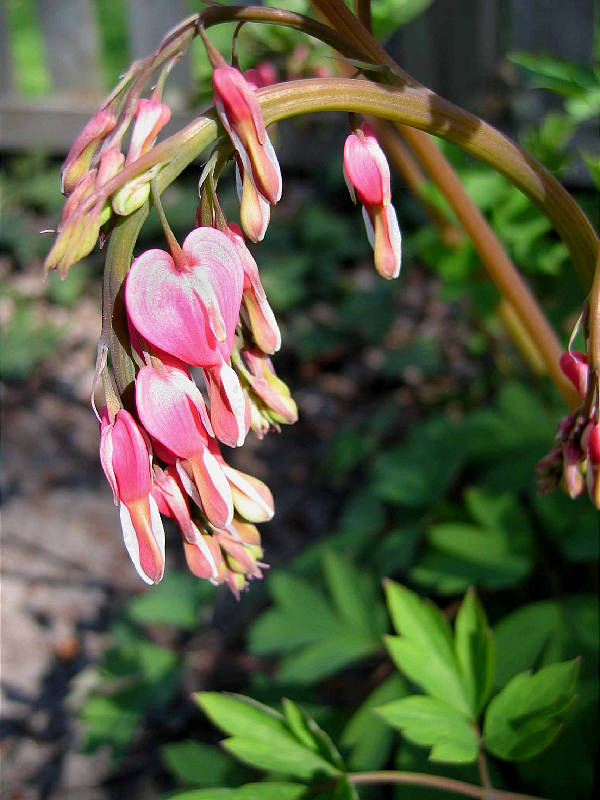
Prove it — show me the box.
[347,770,547,800]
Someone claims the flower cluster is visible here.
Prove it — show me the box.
[537,350,600,508]
[47,90,172,276]
[47,38,403,594]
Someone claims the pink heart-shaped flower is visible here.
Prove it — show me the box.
[126,227,244,368]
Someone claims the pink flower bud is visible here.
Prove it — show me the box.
[125,227,245,368]
[562,442,585,498]
[559,351,588,398]
[204,359,250,448]
[242,347,298,425]
[215,530,263,579]
[127,98,171,163]
[213,66,282,206]
[183,533,223,580]
[343,123,402,279]
[99,407,165,584]
[228,223,280,353]
[61,109,117,195]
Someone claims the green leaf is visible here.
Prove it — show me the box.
[341,674,407,770]
[249,555,386,683]
[493,596,598,689]
[411,490,533,594]
[196,693,288,744]
[80,696,140,756]
[222,737,338,779]
[127,570,213,630]
[383,582,471,715]
[283,699,345,771]
[197,693,340,779]
[374,419,466,508]
[533,491,599,562]
[376,695,478,763]
[161,741,246,787]
[454,588,495,715]
[484,660,579,760]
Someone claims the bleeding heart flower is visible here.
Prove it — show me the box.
[228,223,281,354]
[125,226,244,368]
[343,122,402,280]
[213,65,282,206]
[99,407,165,584]
[560,351,588,399]
[204,357,250,448]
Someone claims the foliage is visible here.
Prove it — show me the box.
[157,583,582,797]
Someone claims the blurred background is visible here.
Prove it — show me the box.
[1,1,598,799]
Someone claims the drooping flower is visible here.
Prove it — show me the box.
[228,223,280,353]
[239,346,297,426]
[203,358,250,448]
[99,407,165,584]
[213,65,282,206]
[560,351,588,399]
[135,364,233,528]
[125,226,245,368]
[343,122,402,280]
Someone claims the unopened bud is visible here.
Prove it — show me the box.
[61,109,117,195]
[112,174,151,216]
[559,351,588,398]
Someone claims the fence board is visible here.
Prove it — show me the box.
[0,4,15,96]
[37,0,103,98]
[126,0,193,101]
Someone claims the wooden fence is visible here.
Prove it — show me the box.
[0,0,596,158]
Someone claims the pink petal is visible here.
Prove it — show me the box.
[135,365,211,460]
[186,449,234,528]
[152,465,196,543]
[120,495,165,584]
[343,124,390,208]
[205,361,249,448]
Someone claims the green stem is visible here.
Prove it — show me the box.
[78,78,598,293]
[150,179,187,270]
[347,770,547,800]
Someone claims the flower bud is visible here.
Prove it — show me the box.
[61,109,117,195]
[559,351,588,399]
[343,123,401,279]
[213,65,282,206]
[241,347,298,425]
